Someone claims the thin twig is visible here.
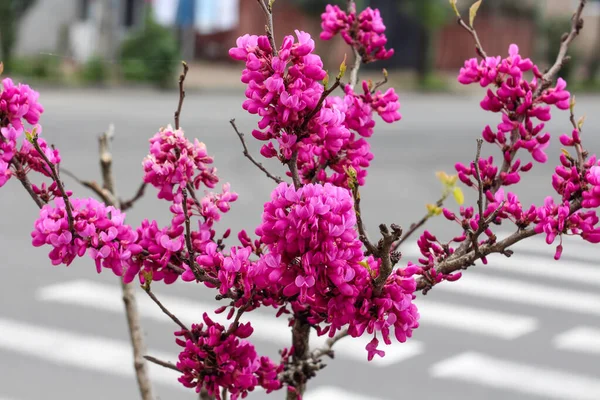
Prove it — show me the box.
[311,329,349,359]
[288,150,302,190]
[473,139,484,220]
[174,61,189,130]
[97,125,155,400]
[391,194,447,252]
[370,69,389,94]
[229,119,282,184]
[457,18,488,59]
[60,167,115,205]
[350,181,378,256]
[121,182,148,211]
[143,285,190,333]
[182,187,201,280]
[144,355,181,372]
[349,47,362,89]
[10,158,45,208]
[257,0,278,56]
[537,0,587,94]
[32,136,75,234]
[300,77,342,132]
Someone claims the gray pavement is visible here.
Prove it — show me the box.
[1,89,600,400]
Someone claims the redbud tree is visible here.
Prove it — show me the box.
[0,0,594,399]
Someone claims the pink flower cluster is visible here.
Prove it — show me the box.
[143,126,218,201]
[320,4,394,62]
[175,313,282,399]
[298,82,401,187]
[0,78,45,187]
[31,197,141,274]
[252,182,419,358]
[458,45,570,177]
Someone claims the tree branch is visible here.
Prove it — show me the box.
[538,0,587,94]
[182,187,202,280]
[144,355,181,372]
[391,193,447,252]
[174,61,189,130]
[457,18,488,59]
[349,46,362,89]
[288,149,302,190]
[257,0,278,56]
[120,182,148,211]
[143,284,190,333]
[32,136,75,235]
[311,329,349,360]
[95,125,156,400]
[11,157,45,208]
[60,167,115,205]
[229,119,283,184]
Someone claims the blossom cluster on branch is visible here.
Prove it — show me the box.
[0,0,595,399]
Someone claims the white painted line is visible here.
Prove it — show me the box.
[0,318,181,389]
[431,352,600,400]
[37,280,423,366]
[434,273,600,316]
[414,299,538,339]
[402,244,600,287]
[554,326,600,355]
[305,386,387,400]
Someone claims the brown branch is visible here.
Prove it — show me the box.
[11,158,45,209]
[311,329,349,360]
[568,99,587,172]
[120,182,148,212]
[60,167,115,205]
[392,194,447,252]
[182,187,202,280]
[300,76,342,132]
[350,181,378,256]
[229,119,283,184]
[32,136,75,234]
[144,355,181,372]
[97,125,155,400]
[143,284,190,333]
[473,139,484,221]
[370,69,389,94]
[373,223,402,292]
[457,18,488,59]
[288,150,302,190]
[257,0,278,57]
[349,47,362,89]
[174,61,189,130]
[538,0,587,94]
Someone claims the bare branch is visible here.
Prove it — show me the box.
[288,150,302,190]
[256,0,278,56]
[182,187,202,280]
[311,329,349,360]
[32,136,75,235]
[144,355,181,372]
[349,47,362,89]
[174,61,189,130]
[457,18,488,59]
[10,158,45,209]
[121,182,148,211]
[373,223,402,292]
[229,119,283,184]
[392,194,447,252]
[60,167,115,205]
[143,284,190,333]
[539,0,587,93]
[350,182,378,256]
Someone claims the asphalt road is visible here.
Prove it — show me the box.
[1,88,600,400]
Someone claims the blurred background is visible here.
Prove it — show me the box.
[2,1,600,400]
[2,0,600,92]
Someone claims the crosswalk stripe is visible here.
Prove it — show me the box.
[305,386,388,400]
[430,351,600,400]
[0,317,182,389]
[414,299,538,339]
[402,244,600,287]
[433,272,600,316]
[37,280,423,367]
[554,326,600,355]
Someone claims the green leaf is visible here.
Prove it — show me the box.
[578,115,586,130]
[449,0,460,17]
[268,0,276,12]
[570,96,576,114]
[0,62,3,76]
[453,187,465,205]
[469,0,482,28]
[337,54,347,80]
[323,73,329,90]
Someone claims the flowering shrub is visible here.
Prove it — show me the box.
[0,1,594,399]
